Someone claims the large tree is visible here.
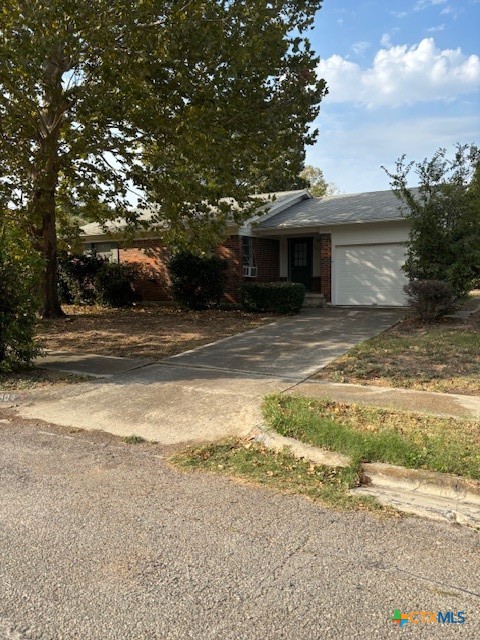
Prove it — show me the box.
[383,144,480,296]
[0,0,326,317]
[254,163,337,195]
[299,165,338,197]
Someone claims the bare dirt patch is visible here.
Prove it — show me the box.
[314,309,480,396]
[37,305,278,360]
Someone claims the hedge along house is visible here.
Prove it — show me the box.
[80,188,411,307]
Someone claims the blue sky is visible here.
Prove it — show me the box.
[306,0,480,192]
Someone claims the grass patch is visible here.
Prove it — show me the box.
[263,395,480,480]
[0,367,89,391]
[122,435,146,444]
[314,309,480,396]
[172,440,395,513]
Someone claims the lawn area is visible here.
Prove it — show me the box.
[37,304,277,359]
[314,304,480,396]
[171,392,479,515]
[263,395,480,480]
[172,439,391,514]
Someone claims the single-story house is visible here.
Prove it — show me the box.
[80,188,411,306]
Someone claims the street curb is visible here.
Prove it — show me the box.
[248,427,351,468]
[360,462,480,501]
[355,463,480,528]
[248,427,480,527]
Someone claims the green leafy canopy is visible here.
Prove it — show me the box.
[383,144,480,297]
[0,1,326,315]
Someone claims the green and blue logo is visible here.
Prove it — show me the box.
[391,610,466,626]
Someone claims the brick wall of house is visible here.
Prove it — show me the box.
[119,239,172,302]
[217,236,281,302]
[216,235,243,302]
[111,234,286,303]
[251,238,280,283]
[118,235,246,303]
[253,238,280,282]
[319,234,332,302]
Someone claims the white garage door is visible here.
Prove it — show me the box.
[335,243,408,306]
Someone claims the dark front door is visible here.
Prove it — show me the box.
[289,238,313,291]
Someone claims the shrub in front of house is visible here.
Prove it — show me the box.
[94,263,140,307]
[58,253,140,307]
[168,252,227,310]
[240,282,305,314]
[57,251,106,304]
[0,221,43,371]
[404,279,457,322]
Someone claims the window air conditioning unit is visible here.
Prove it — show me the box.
[243,265,258,277]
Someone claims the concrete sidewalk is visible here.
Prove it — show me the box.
[15,365,288,445]
[291,380,480,420]
[14,373,478,447]
[36,351,154,378]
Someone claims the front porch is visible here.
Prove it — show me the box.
[303,292,326,307]
[225,232,332,303]
[276,233,332,301]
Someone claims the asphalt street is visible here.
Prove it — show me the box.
[0,417,479,639]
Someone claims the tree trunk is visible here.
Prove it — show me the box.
[32,48,70,319]
[39,187,65,318]
[30,136,65,318]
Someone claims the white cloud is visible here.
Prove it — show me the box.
[380,33,391,47]
[441,5,464,17]
[352,41,370,55]
[427,24,445,31]
[317,38,480,108]
[391,11,408,18]
[307,114,480,192]
[381,28,400,48]
[415,0,448,10]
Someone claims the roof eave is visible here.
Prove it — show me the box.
[253,217,408,235]
[239,190,312,235]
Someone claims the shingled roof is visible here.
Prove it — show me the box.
[80,190,311,239]
[256,189,410,230]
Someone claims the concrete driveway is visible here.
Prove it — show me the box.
[15,308,403,444]
[165,307,403,379]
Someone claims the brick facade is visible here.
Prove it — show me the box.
[216,235,243,302]
[118,239,172,302]
[251,238,280,283]
[217,235,281,302]
[109,233,331,303]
